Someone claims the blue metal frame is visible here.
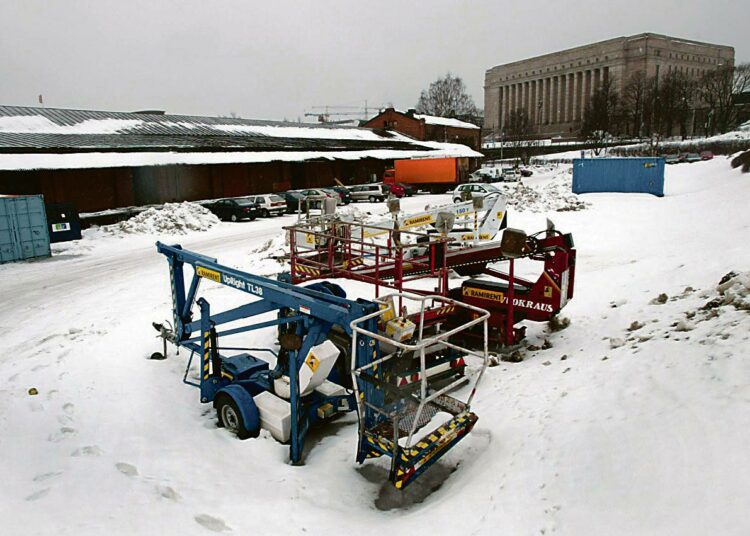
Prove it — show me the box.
[156,242,379,464]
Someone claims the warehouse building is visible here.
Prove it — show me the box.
[0,105,481,213]
[484,32,735,138]
[363,108,481,150]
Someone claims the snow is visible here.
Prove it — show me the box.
[0,115,144,134]
[0,142,482,171]
[209,123,388,140]
[413,114,480,129]
[96,202,220,236]
[481,165,590,212]
[1,157,749,535]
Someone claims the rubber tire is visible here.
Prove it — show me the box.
[368,195,376,202]
[216,396,252,440]
[230,214,238,222]
[261,209,269,218]
[454,198,461,203]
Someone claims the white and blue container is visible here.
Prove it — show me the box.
[0,194,51,264]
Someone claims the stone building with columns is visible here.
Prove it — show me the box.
[484,33,735,139]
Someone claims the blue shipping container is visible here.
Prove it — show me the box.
[572,157,665,197]
[0,195,51,264]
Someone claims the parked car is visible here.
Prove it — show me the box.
[678,153,689,163]
[469,168,497,182]
[501,168,521,182]
[280,191,305,213]
[383,183,405,198]
[246,194,287,217]
[349,183,388,202]
[205,198,259,222]
[324,187,352,205]
[700,151,714,161]
[452,183,501,203]
[396,183,414,197]
[685,153,702,163]
[299,188,338,209]
[664,154,680,165]
[519,168,533,177]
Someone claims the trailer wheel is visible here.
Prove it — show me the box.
[217,396,252,439]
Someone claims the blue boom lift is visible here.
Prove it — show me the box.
[154,241,490,489]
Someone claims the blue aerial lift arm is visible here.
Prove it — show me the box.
[155,241,379,464]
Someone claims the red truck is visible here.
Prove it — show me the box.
[384,157,470,193]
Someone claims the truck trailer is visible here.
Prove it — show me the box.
[384,157,470,193]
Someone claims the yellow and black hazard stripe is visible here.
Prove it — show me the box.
[295,265,321,276]
[432,305,456,316]
[342,257,365,269]
[202,330,210,381]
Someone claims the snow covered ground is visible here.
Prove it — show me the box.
[1,157,749,535]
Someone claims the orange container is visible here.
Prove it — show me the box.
[393,158,459,185]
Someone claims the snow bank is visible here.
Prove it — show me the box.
[246,234,289,276]
[714,271,750,311]
[495,169,589,213]
[100,202,219,235]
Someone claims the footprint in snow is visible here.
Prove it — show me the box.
[33,471,63,482]
[71,445,103,457]
[25,488,51,501]
[48,427,76,442]
[194,514,231,532]
[156,484,181,501]
[115,462,139,477]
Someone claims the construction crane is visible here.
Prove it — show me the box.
[303,103,387,124]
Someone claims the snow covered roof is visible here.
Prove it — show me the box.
[413,114,480,130]
[0,105,482,170]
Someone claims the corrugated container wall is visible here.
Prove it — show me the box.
[0,194,51,263]
[572,158,665,197]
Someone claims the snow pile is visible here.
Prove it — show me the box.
[495,172,589,213]
[102,202,220,235]
[712,271,750,311]
[246,234,289,276]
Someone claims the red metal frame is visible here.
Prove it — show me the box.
[285,219,576,348]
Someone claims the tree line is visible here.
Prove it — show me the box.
[581,63,750,150]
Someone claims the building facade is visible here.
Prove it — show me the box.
[363,108,481,150]
[484,33,735,138]
[0,105,480,213]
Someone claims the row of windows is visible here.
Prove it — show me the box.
[666,65,710,77]
[504,55,613,81]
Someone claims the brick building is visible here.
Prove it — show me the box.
[0,105,480,213]
[363,108,481,150]
[484,33,735,138]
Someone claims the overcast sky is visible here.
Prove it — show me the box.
[1,0,748,122]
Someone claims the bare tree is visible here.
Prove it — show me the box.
[698,63,750,135]
[416,73,479,118]
[621,71,649,138]
[581,76,621,154]
[505,108,533,164]
[654,71,694,138]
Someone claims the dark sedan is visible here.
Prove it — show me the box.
[327,186,352,205]
[280,191,305,213]
[205,198,259,222]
